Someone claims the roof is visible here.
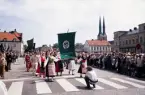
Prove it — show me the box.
[86,40,111,46]
[0,31,22,42]
[108,41,114,44]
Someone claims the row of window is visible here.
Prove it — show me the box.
[90,46,111,51]
[116,36,144,46]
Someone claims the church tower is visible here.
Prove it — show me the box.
[97,16,107,40]
[102,16,107,40]
[97,17,103,40]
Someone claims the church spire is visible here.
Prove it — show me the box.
[102,16,106,35]
[98,16,102,36]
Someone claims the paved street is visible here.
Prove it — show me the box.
[1,58,145,95]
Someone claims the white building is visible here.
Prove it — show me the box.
[0,29,24,55]
[84,40,111,53]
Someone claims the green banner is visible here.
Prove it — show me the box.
[27,38,34,50]
[58,32,76,59]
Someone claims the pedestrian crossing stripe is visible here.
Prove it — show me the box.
[56,79,79,92]
[111,78,145,88]
[8,81,23,95]
[4,77,145,94]
[126,78,145,84]
[98,78,128,89]
[35,80,52,94]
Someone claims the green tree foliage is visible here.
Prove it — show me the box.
[52,43,58,48]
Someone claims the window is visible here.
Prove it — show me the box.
[129,40,131,44]
[97,47,98,50]
[136,39,139,43]
[140,37,143,43]
[13,44,16,47]
[91,46,93,51]
[126,40,128,45]
[132,39,135,44]
[94,47,96,51]
[144,26,145,30]
[3,38,7,41]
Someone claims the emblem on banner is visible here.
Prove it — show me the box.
[63,40,69,49]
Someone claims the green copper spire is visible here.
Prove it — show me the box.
[98,16,102,36]
[102,16,106,35]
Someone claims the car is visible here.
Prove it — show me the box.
[0,81,8,95]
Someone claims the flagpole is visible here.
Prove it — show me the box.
[67,29,69,33]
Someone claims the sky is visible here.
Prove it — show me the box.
[0,0,145,47]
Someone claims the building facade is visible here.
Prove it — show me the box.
[114,23,145,53]
[84,40,111,53]
[84,17,111,53]
[0,29,24,55]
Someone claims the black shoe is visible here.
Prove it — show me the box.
[93,84,96,88]
[85,86,92,89]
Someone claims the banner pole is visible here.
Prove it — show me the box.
[67,29,69,33]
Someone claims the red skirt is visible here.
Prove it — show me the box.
[36,63,40,74]
[26,61,32,69]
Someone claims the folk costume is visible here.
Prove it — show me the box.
[55,55,63,76]
[46,55,56,81]
[30,55,39,76]
[35,54,41,76]
[78,56,87,77]
[25,55,32,72]
[40,55,46,78]
[68,58,76,75]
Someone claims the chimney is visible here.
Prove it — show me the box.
[14,29,17,32]
[92,39,94,41]
[4,30,6,33]
[134,27,137,30]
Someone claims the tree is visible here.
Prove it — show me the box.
[24,44,28,52]
[75,43,84,49]
[52,43,58,48]
[42,44,48,47]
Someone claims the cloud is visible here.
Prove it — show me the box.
[0,0,145,47]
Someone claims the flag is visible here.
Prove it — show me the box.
[27,38,34,50]
[58,32,76,59]
[33,43,36,49]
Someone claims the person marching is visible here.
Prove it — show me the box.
[31,52,39,76]
[35,52,41,76]
[68,58,76,75]
[45,52,56,81]
[24,53,31,72]
[78,53,88,77]
[40,52,46,78]
[55,52,63,76]
[0,52,7,79]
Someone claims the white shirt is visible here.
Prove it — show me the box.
[86,70,98,81]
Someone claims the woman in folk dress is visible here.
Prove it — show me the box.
[46,52,56,81]
[78,53,87,77]
[40,52,46,78]
[25,53,31,72]
[55,53,63,76]
[35,52,41,76]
